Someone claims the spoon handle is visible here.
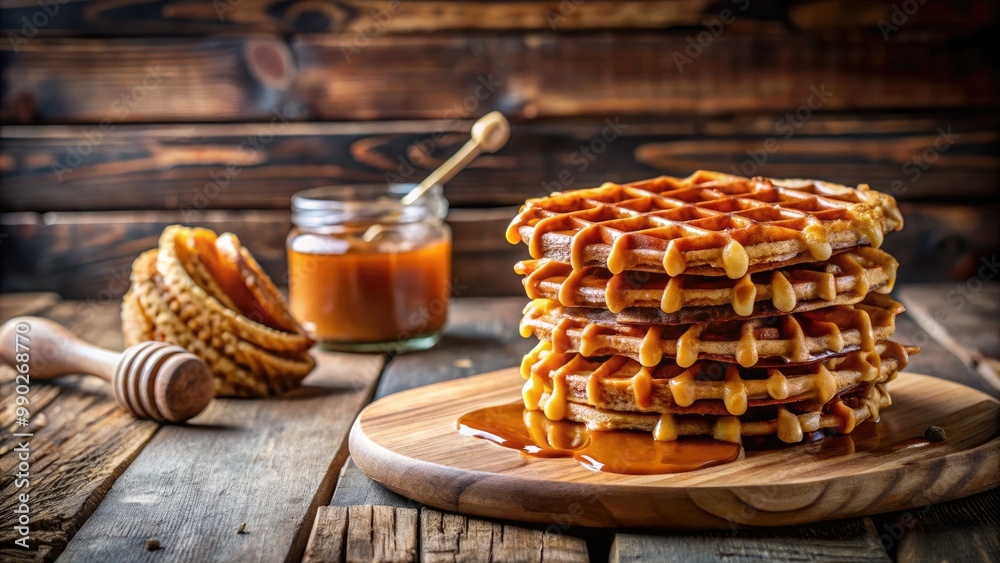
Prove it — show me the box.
[0,316,119,383]
[400,111,511,206]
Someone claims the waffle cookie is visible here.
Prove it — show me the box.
[507,170,903,279]
[501,170,916,447]
[542,382,892,444]
[516,246,897,321]
[521,292,904,368]
[122,226,316,397]
[521,340,912,417]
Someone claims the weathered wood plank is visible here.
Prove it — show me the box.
[0,0,782,36]
[303,505,420,563]
[0,208,529,299]
[57,348,385,562]
[421,509,590,563]
[3,115,998,211]
[1,0,995,37]
[3,203,998,300]
[0,301,160,562]
[305,298,589,562]
[0,293,58,320]
[3,34,996,123]
[610,518,890,562]
[890,488,1000,563]
[898,282,1000,392]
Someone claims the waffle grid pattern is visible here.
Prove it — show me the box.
[516,247,897,320]
[521,292,904,368]
[507,170,903,278]
[542,381,892,444]
[521,340,910,417]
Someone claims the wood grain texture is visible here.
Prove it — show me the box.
[0,301,160,562]
[611,517,891,563]
[3,115,998,212]
[890,487,999,563]
[3,33,997,123]
[0,208,529,299]
[898,283,1000,393]
[350,370,1000,529]
[305,297,589,563]
[57,348,385,563]
[420,509,590,563]
[3,204,998,300]
[1,1,995,37]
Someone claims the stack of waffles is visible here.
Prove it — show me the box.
[122,225,315,398]
[507,170,917,444]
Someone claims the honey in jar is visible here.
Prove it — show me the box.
[287,184,451,352]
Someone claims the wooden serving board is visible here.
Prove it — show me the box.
[349,369,1000,529]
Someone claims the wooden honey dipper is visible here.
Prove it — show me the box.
[0,316,215,423]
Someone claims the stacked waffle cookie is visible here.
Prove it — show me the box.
[507,170,917,444]
[122,225,315,397]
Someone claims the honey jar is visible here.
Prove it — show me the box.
[287,184,451,352]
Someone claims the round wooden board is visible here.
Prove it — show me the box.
[349,370,1000,528]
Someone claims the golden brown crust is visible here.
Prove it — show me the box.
[521,292,903,368]
[542,382,892,444]
[521,340,908,416]
[516,247,897,320]
[507,170,903,279]
[122,228,316,397]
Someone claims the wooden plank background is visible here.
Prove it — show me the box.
[2,0,999,298]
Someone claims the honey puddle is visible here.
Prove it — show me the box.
[457,402,742,475]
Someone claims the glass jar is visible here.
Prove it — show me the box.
[287,184,451,352]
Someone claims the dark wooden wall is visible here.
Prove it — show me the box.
[2,0,999,298]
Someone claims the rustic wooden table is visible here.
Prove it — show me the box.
[1,285,997,563]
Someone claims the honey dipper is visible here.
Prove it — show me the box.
[0,316,214,423]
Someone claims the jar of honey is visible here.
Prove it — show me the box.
[287,184,451,352]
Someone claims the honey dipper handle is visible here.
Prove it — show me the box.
[0,316,120,382]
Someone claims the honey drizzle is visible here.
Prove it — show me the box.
[508,172,901,277]
[525,341,908,418]
[516,380,892,445]
[731,275,757,316]
[457,402,742,474]
[662,277,685,313]
[524,294,903,368]
[516,247,899,318]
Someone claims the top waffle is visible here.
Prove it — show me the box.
[506,170,903,279]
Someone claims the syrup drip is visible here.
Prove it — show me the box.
[457,402,742,475]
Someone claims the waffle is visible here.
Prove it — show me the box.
[122,227,316,397]
[515,247,897,321]
[157,226,313,355]
[506,170,903,279]
[520,339,910,417]
[540,381,892,444]
[520,292,903,368]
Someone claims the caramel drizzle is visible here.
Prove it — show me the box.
[515,247,898,316]
[546,382,892,444]
[521,340,908,419]
[506,171,902,278]
[520,294,904,368]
